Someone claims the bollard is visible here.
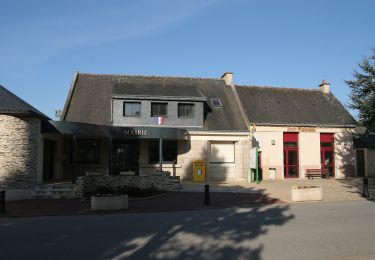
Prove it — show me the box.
[0,190,5,213]
[363,177,369,198]
[173,160,176,177]
[204,184,210,206]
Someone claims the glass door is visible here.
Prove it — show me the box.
[321,148,335,177]
[284,148,299,178]
[112,140,140,175]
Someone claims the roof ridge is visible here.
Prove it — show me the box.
[78,72,225,82]
[235,84,321,92]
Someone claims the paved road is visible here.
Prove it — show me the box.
[1,201,375,260]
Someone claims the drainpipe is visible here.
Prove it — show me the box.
[72,135,77,183]
[159,138,163,172]
[108,138,112,175]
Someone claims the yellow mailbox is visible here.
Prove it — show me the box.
[193,160,206,181]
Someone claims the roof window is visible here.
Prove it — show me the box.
[210,98,223,107]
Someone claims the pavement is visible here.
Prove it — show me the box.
[181,177,374,203]
[1,177,373,217]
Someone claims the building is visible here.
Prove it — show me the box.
[353,134,375,177]
[235,80,357,180]
[0,72,359,199]
[0,85,49,200]
[43,72,250,183]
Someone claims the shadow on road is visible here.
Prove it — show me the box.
[101,204,294,259]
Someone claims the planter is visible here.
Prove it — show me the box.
[291,186,323,202]
[91,195,128,211]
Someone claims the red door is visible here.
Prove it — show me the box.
[284,133,299,178]
[320,133,335,178]
[284,148,299,178]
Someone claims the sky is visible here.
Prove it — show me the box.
[1,0,374,119]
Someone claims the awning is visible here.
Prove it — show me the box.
[42,120,188,140]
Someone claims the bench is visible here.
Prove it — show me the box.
[305,169,328,180]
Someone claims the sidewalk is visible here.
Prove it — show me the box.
[1,191,281,217]
[1,178,372,217]
[181,177,372,203]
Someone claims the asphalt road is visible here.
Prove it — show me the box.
[1,200,375,260]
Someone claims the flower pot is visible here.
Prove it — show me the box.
[91,195,128,211]
[291,186,323,202]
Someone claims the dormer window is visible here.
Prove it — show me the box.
[178,103,194,118]
[210,98,223,107]
[123,102,141,117]
[151,102,168,117]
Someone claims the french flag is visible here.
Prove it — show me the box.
[156,116,164,125]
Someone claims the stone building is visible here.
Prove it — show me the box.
[0,85,48,200]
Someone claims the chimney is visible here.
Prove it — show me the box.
[319,79,330,94]
[221,72,233,85]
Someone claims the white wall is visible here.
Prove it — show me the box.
[299,132,320,178]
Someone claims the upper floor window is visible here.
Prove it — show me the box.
[178,103,194,118]
[123,102,141,117]
[151,102,168,117]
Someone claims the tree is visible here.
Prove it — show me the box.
[346,48,375,132]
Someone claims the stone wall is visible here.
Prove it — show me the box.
[75,171,180,197]
[0,115,40,189]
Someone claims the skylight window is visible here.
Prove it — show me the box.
[210,98,223,107]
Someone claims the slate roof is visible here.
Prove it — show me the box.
[62,73,248,131]
[235,85,357,127]
[0,85,49,119]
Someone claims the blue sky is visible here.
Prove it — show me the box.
[1,0,374,118]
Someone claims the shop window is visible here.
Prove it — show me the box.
[210,141,235,163]
[123,102,141,117]
[148,140,177,163]
[74,139,100,163]
[151,103,168,117]
[178,103,194,118]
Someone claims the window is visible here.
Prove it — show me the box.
[210,98,223,107]
[148,140,177,163]
[210,141,235,163]
[178,103,194,118]
[75,139,100,163]
[123,102,141,117]
[151,103,168,117]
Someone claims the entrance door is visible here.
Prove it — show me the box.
[284,148,299,178]
[321,148,335,177]
[356,149,365,177]
[112,140,140,175]
[43,139,56,182]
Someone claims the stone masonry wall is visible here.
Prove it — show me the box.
[75,172,180,197]
[0,115,40,189]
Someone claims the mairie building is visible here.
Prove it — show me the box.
[0,72,359,200]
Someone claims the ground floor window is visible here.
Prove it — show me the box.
[148,140,178,163]
[74,139,101,163]
[210,141,235,163]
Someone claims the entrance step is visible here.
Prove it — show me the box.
[30,183,78,199]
